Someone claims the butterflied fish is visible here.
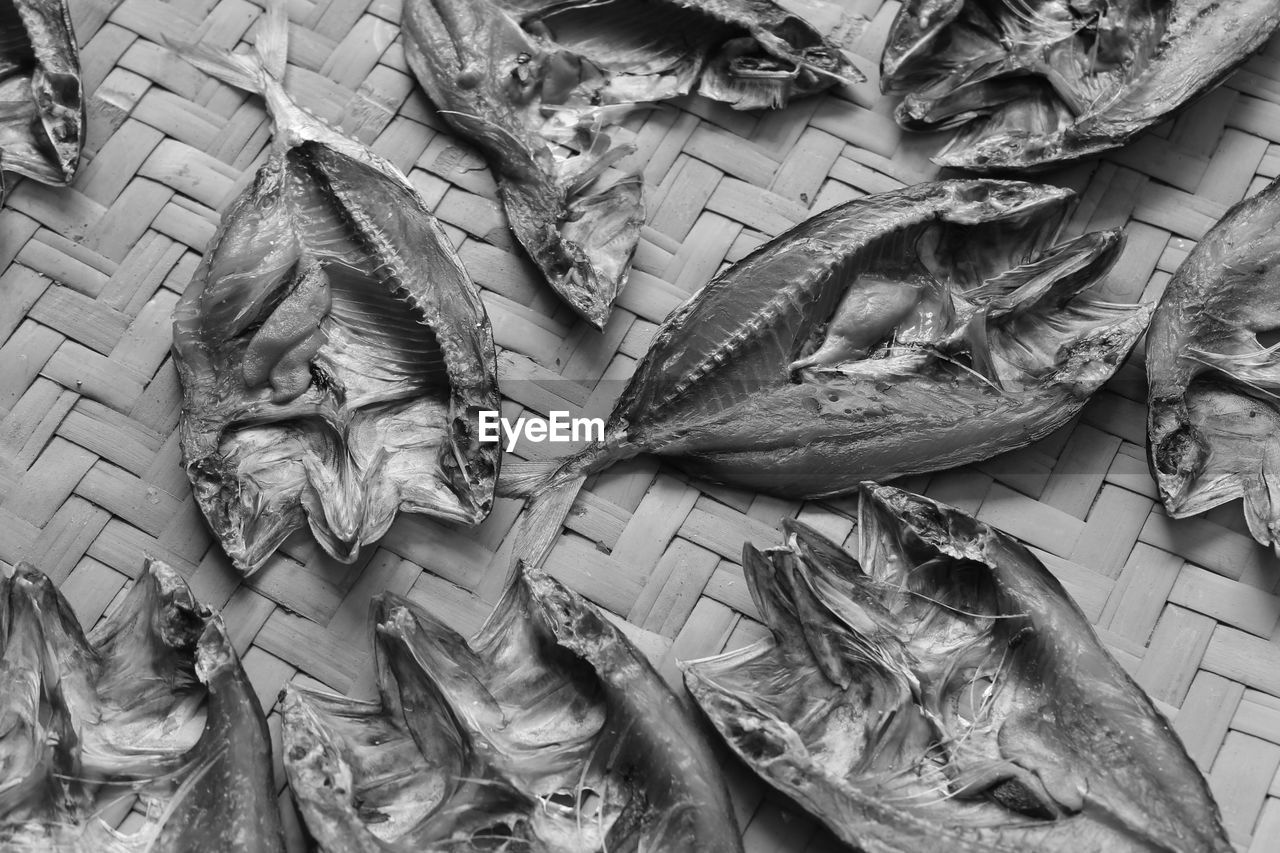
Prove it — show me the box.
[682,483,1232,853]
[1147,177,1280,550]
[503,180,1150,565]
[880,0,1280,170]
[0,559,283,852]
[0,0,83,200]
[171,0,501,573]
[283,568,741,853]
[400,0,856,328]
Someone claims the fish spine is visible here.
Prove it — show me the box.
[654,266,828,413]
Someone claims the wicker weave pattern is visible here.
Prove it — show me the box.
[3,0,1280,848]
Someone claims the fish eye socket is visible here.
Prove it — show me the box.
[1153,423,1205,477]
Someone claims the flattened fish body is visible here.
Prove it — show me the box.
[1147,177,1280,550]
[506,180,1149,505]
[682,485,1232,853]
[881,0,1280,169]
[172,2,500,573]
[283,570,742,853]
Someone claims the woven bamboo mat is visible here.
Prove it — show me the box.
[3,0,1280,848]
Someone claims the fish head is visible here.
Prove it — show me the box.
[1142,179,1280,547]
[880,0,966,87]
[401,0,558,174]
[683,484,1232,853]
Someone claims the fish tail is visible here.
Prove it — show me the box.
[512,475,588,570]
[166,0,290,95]
[497,442,615,499]
[498,441,632,569]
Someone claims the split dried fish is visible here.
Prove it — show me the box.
[880,0,1280,170]
[0,0,83,200]
[1147,177,1280,550]
[283,569,741,853]
[400,0,856,328]
[683,483,1232,853]
[0,559,283,852]
[171,1,501,573]
[504,180,1150,565]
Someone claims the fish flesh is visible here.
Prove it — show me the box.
[400,0,856,328]
[880,0,1280,170]
[1147,177,1280,550]
[171,0,501,574]
[682,483,1232,853]
[283,568,742,852]
[0,559,284,852]
[0,0,83,200]
[503,179,1150,565]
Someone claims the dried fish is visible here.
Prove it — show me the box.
[283,568,742,853]
[171,0,501,574]
[1147,177,1280,550]
[880,0,1280,170]
[494,0,860,108]
[683,483,1232,853]
[503,180,1150,565]
[400,0,856,328]
[0,0,83,200]
[0,560,283,852]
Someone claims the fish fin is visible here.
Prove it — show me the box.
[1188,343,1280,397]
[1242,460,1280,550]
[168,40,269,94]
[496,457,568,499]
[254,0,291,81]
[165,0,290,94]
[512,476,587,570]
[496,441,619,498]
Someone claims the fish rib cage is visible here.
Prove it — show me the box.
[1,0,1280,850]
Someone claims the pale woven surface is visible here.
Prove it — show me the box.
[2,0,1280,848]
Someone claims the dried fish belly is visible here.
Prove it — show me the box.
[0,0,83,199]
[0,560,283,852]
[284,569,742,853]
[683,484,1231,853]
[1147,177,1280,550]
[881,0,1280,170]
[504,180,1149,556]
[172,2,500,573]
